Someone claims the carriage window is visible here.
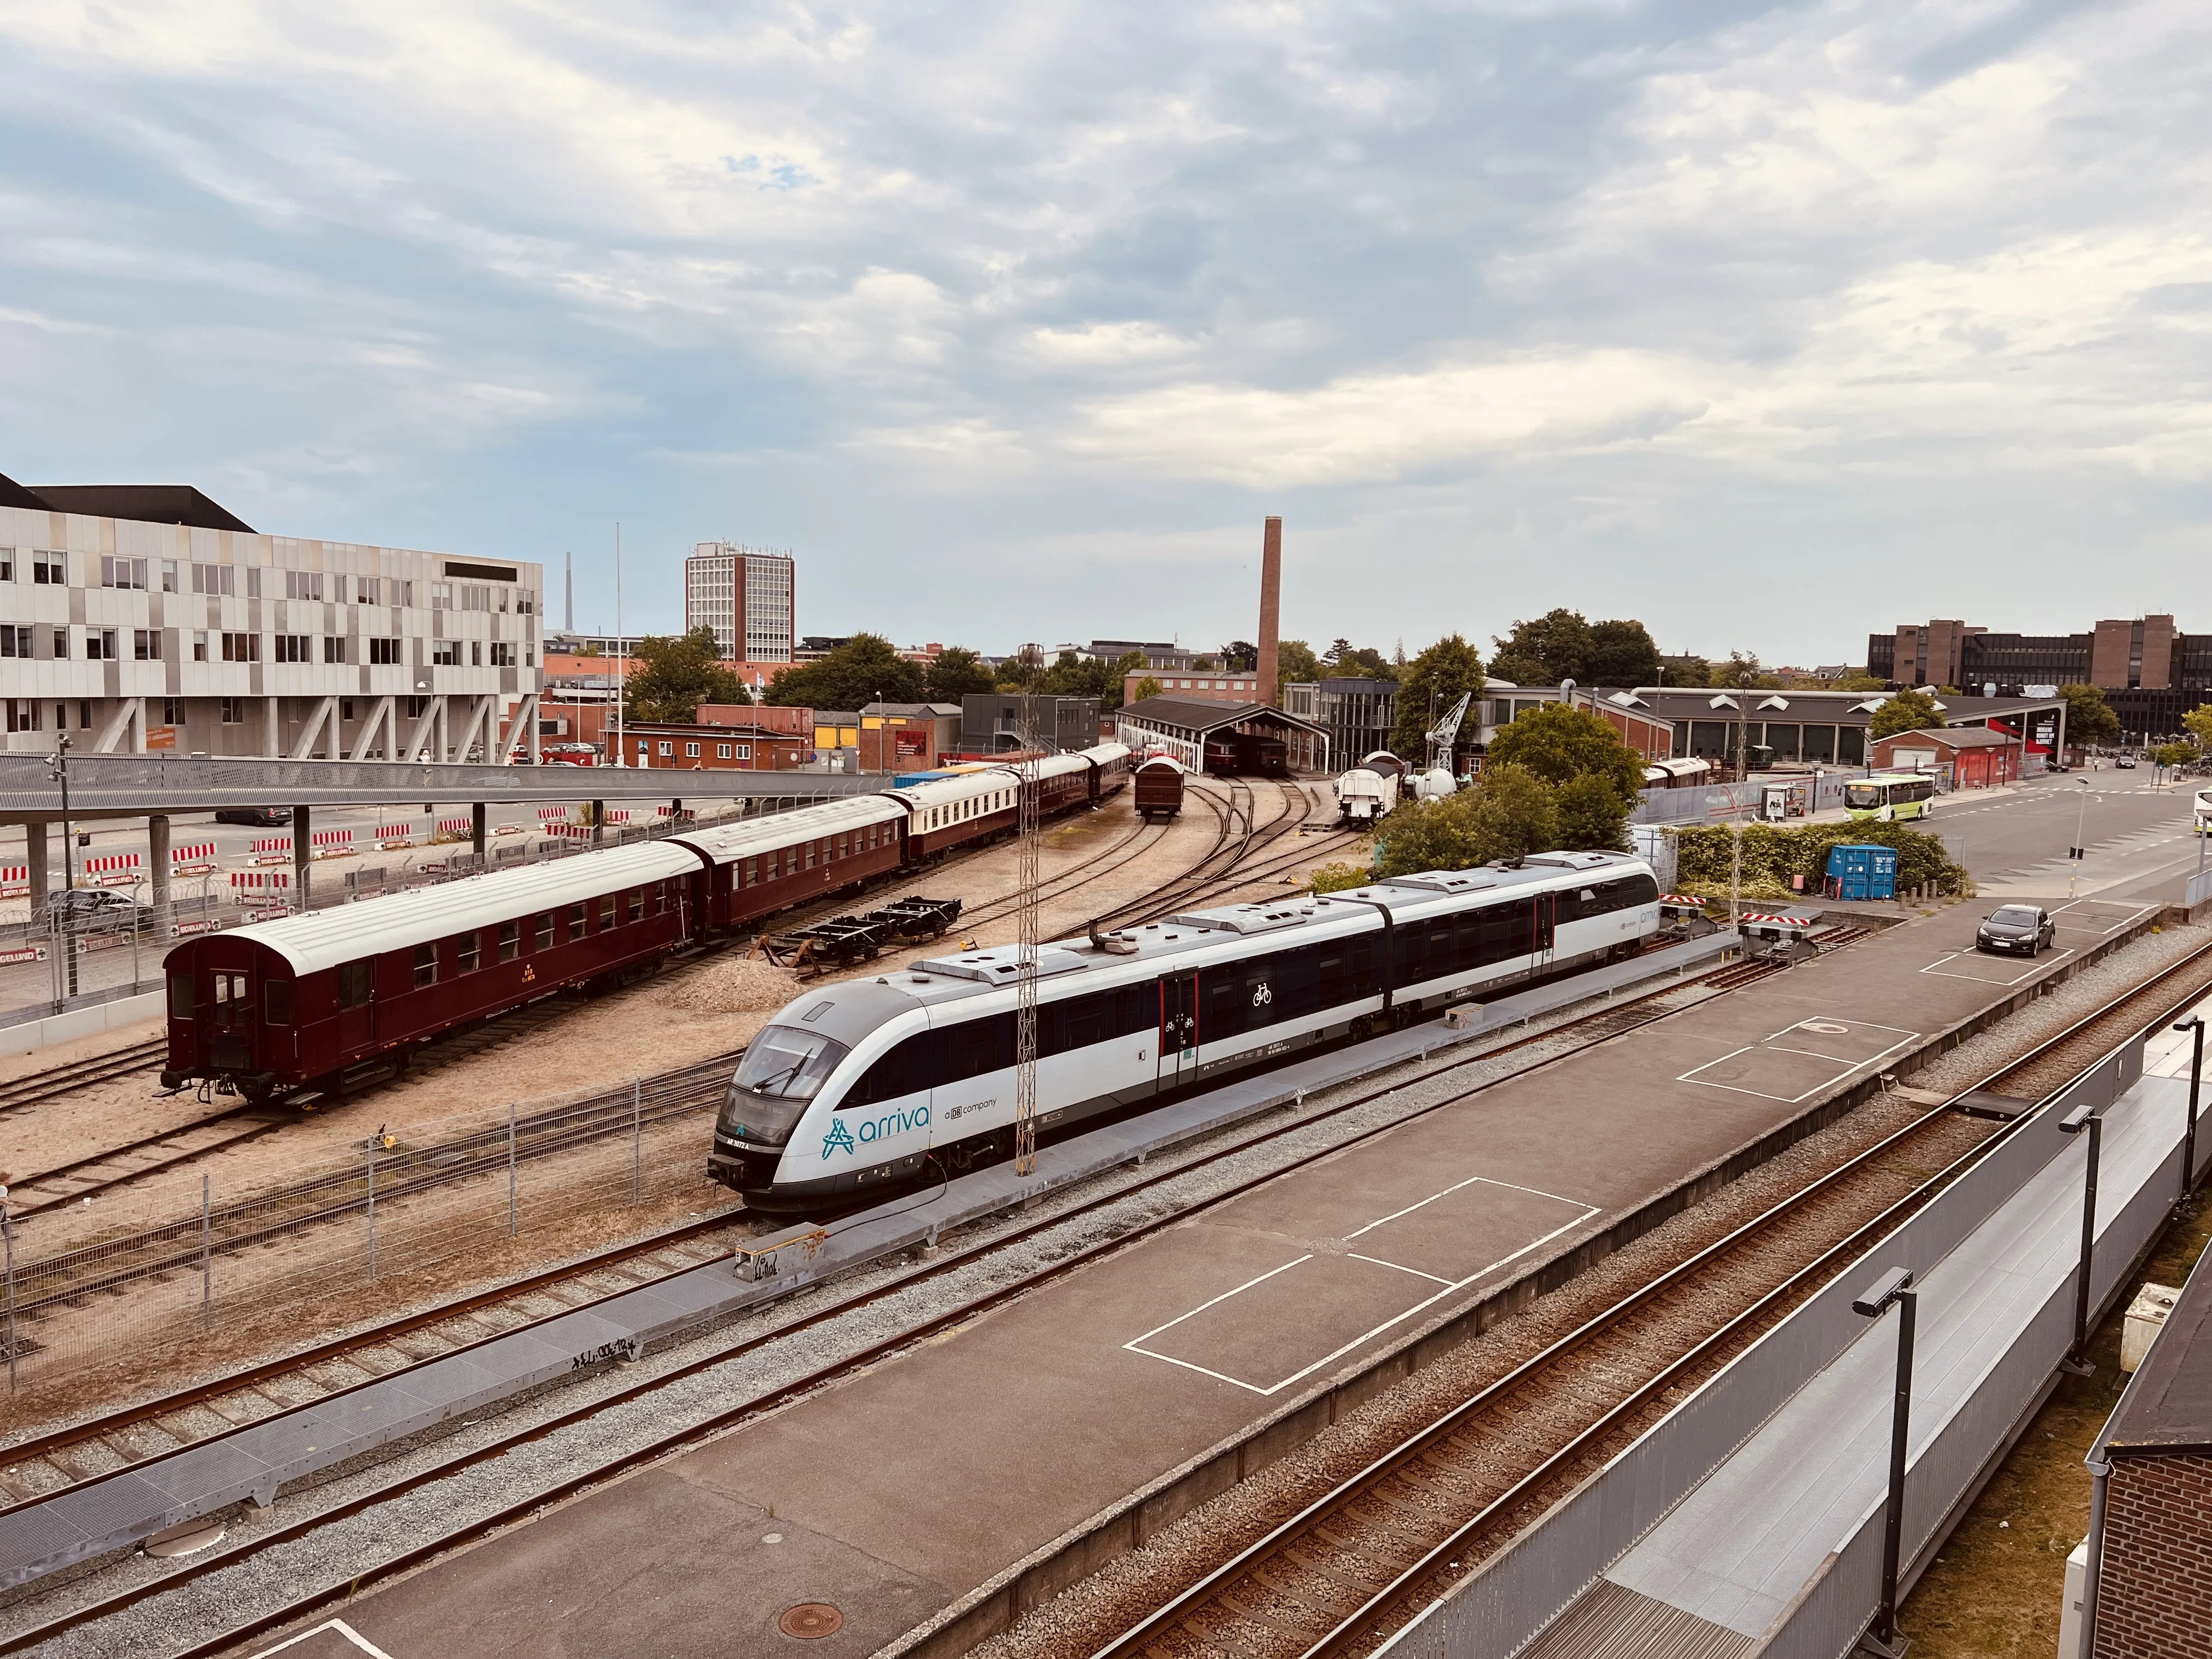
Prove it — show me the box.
[338,961,374,1008]
[805,840,817,869]
[458,932,481,973]
[742,857,759,887]
[599,896,616,929]
[212,972,249,1026]
[625,889,643,924]
[656,880,668,915]
[263,980,292,1025]
[499,921,520,962]
[167,972,194,1019]
[414,944,439,987]
[568,903,587,941]
[535,913,554,950]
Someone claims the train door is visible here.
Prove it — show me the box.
[1531,894,1556,972]
[1158,974,1200,1086]
[206,968,255,1072]
[337,959,376,1054]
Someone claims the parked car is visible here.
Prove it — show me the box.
[215,806,290,826]
[41,888,152,930]
[1976,904,2056,956]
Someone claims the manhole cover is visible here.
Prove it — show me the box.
[780,1603,844,1640]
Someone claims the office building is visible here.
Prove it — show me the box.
[684,542,795,664]
[1871,616,2212,740]
[0,472,543,760]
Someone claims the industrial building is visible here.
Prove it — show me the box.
[682,541,795,664]
[1871,616,2210,741]
[1282,678,1397,766]
[0,471,543,763]
[1116,693,1328,773]
[960,694,1103,755]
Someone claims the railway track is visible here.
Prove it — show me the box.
[0,1036,168,1117]
[1082,935,2212,1659]
[0,926,1865,1656]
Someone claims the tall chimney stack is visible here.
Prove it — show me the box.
[1257,516,1283,707]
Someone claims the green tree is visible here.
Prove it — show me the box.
[1584,619,1662,686]
[1658,655,1711,687]
[1278,639,1323,687]
[1325,640,1398,680]
[1221,640,1257,673]
[1868,688,1945,741]
[761,633,926,710]
[2182,704,2212,751]
[1192,656,1216,672]
[622,628,743,723]
[1710,651,1784,690]
[2151,741,2197,771]
[1389,634,1488,762]
[1556,771,1630,851]
[1833,668,1888,692]
[1372,763,1559,877]
[2059,684,2121,747]
[923,646,996,702]
[1484,703,1645,806]
[1131,675,1164,703]
[1489,608,1593,684]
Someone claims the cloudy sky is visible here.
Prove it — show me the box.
[1,1,2205,666]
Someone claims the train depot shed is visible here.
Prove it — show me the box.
[1114,695,1329,773]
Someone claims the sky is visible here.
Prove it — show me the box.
[1,0,2207,668]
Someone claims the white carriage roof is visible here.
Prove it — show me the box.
[678,793,907,866]
[220,838,701,975]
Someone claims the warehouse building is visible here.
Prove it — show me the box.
[0,472,544,762]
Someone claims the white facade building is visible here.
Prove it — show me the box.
[684,541,794,664]
[0,487,545,761]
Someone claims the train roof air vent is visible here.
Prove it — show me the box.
[1166,902,1313,935]
[1378,871,1498,894]
[911,946,1092,984]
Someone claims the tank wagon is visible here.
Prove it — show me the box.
[1335,751,1408,822]
[709,849,1662,1210]
[162,744,1132,1100]
[1133,755,1186,821]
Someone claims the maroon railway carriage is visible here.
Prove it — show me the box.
[890,767,1022,861]
[161,839,704,1099]
[678,794,910,931]
[1077,741,1131,800]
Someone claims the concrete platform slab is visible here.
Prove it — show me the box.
[269,901,2181,1659]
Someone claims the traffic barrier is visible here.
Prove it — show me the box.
[229,871,293,902]
[604,809,632,824]
[311,830,352,849]
[372,824,414,843]
[170,842,218,871]
[249,837,291,855]
[0,865,24,899]
[537,807,570,822]
[175,917,224,936]
[436,817,473,836]
[81,854,143,888]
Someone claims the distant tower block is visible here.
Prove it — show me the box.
[1257,516,1283,706]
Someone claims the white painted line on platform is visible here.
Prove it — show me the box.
[2050,901,2156,933]
[1124,1178,1598,1396]
[1679,1021,1921,1104]
[247,1621,400,1659]
[1922,948,2076,987]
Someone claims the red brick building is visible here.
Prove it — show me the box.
[617,720,812,771]
[2086,1242,2212,1657]
[1869,725,2022,788]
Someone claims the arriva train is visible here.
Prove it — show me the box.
[709,849,1662,1211]
[160,744,1132,1101]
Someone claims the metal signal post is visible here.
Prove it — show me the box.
[1013,716,1046,1178]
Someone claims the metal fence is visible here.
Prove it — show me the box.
[0,1056,741,1411]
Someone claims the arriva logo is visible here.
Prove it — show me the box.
[821,1104,931,1161]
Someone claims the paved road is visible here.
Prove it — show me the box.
[1931,771,2204,905]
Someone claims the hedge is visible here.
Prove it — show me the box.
[1673,820,1971,897]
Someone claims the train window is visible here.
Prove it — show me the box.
[458,932,481,973]
[945,1013,1016,1081]
[568,903,586,941]
[535,913,554,951]
[338,961,374,1008]
[263,980,292,1025]
[414,944,439,987]
[656,881,668,915]
[805,841,817,870]
[167,972,194,1019]
[212,972,248,1027]
[599,896,616,930]
[741,857,758,887]
[499,921,520,962]
[625,890,643,924]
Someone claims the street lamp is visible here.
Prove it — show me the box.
[2058,1101,2103,1376]
[1852,1265,1918,1659]
[46,736,76,1001]
[2067,775,2091,901]
[2176,1018,2205,1206]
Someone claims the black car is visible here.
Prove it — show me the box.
[40,888,152,931]
[1976,904,2055,956]
[215,806,290,826]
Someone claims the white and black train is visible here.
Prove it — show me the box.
[709,849,1662,1212]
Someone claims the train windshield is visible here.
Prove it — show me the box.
[721,1026,851,1147]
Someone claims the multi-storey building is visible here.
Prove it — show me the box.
[1282,678,1398,765]
[0,473,543,760]
[683,542,795,664]
[1870,615,2209,741]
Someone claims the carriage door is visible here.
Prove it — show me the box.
[337,959,376,1054]
[1532,894,1556,971]
[208,970,254,1071]
[1158,974,1201,1086]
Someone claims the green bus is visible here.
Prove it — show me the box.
[1843,774,1938,821]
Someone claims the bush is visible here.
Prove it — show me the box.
[1373,763,1559,877]
[1307,861,1372,895]
[1673,821,1970,896]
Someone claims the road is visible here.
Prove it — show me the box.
[1932,769,2204,905]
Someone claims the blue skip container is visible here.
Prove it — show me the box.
[1824,843,1899,901]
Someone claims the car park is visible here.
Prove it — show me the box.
[1976,904,2055,956]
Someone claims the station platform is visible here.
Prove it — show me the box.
[230,898,2175,1659]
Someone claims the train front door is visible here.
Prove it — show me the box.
[206,969,255,1073]
[1159,973,1200,1087]
[1531,893,1556,972]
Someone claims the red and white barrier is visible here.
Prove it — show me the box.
[230,871,294,901]
[312,829,352,849]
[1739,911,1815,927]
[537,807,570,823]
[437,817,473,836]
[373,824,414,843]
[0,865,24,899]
[171,842,218,872]
[83,853,142,888]
[0,944,44,965]
[603,809,632,824]
[250,836,292,855]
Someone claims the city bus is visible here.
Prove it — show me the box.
[2194,786,2212,837]
[1843,774,1938,821]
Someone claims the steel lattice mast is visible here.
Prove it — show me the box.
[1013,711,1044,1177]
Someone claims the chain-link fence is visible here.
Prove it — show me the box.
[0,1054,741,1409]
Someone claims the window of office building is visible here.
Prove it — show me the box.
[221,697,244,724]
[0,625,29,658]
[284,571,325,601]
[31,551,65,584]
[274,635,312,663]
[431,640,458,666]
[84,629,117,661]
[99,556,149,590]
[356,575,381,603]
[489,642,515,666]
[323,636,346,663]
[161,698,183,725]
[134,630,157,661]
[191,562,236,596]
[222,633,260,663]
[369,637,401,664]
[5,701,39,732]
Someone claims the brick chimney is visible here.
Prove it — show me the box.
[1257,516,1282,706]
